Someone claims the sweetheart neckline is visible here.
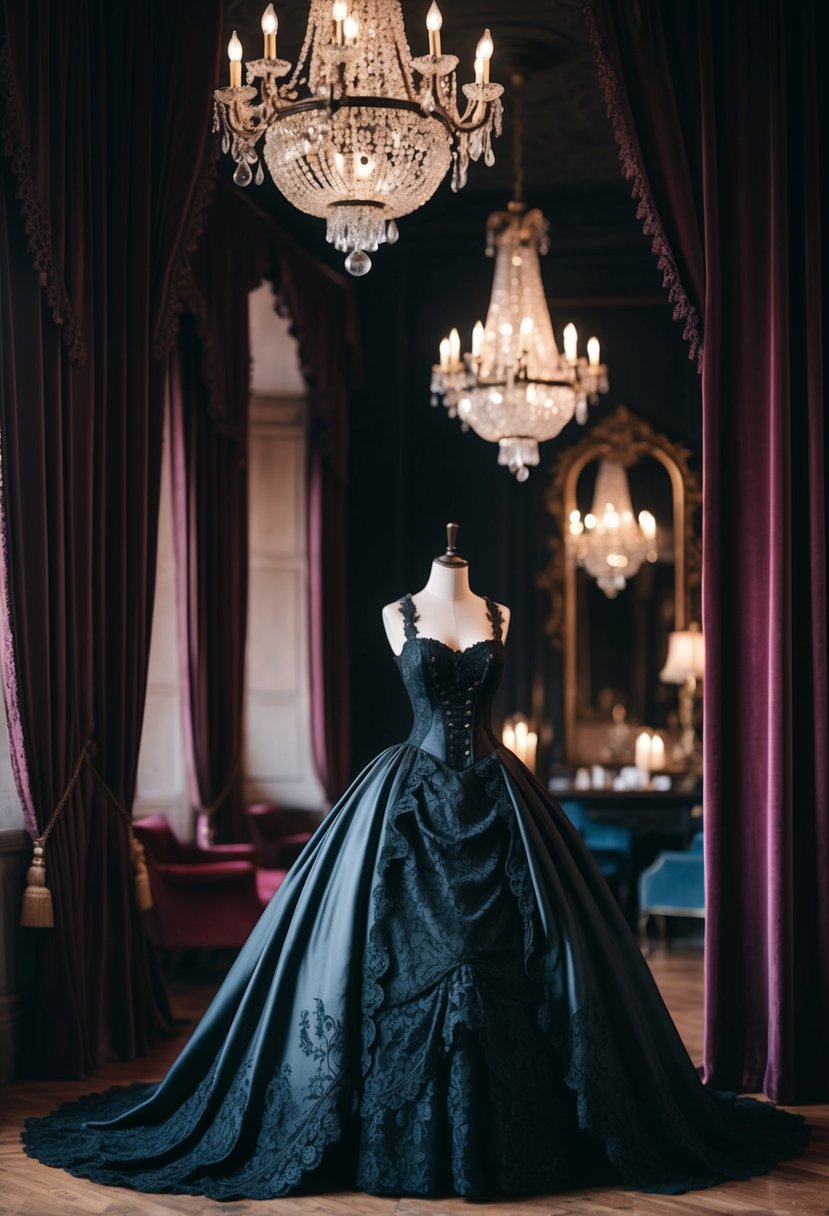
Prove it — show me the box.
[394,635,504,660]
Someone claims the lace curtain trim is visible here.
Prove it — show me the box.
[582,2,703,371]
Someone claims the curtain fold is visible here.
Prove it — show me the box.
[0,0,223,1077]
[587,0,829,1102]
[271,232,356,803]
[169,184,258,844]
[170,181,358,832]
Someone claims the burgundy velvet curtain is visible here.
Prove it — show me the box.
[271,228,356,803]
[587,0,829,1102]
[169,184,259,844]
[171,182,357,828]
[0,1,222,1076]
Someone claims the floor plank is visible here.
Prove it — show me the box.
[1,949,827,1215]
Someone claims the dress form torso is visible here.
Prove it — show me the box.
[382,562,510,656]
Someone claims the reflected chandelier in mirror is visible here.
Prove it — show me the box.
[538,406,701,765]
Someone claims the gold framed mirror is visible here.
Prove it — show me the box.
[539,406,701,765]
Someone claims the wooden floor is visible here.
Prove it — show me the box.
[1,949,827,1216]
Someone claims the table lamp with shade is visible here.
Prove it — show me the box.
[660,623,705,763]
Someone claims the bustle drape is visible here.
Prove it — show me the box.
[587,0,828,1102]
[0,0,223,1076]
[171,181,357,826]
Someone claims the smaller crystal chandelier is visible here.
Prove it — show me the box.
[213,1,503,275]
[430,75,609,479]
[568,459,657,597]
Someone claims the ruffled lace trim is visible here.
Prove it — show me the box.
[399,593,420,642]
[360,748,433,1076]
[484,598,504,643]
[583,2,703,371]
[0,41,84,363]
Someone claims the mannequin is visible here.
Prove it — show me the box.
[382,522,510,655]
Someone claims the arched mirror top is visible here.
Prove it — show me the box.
[540,406,701,649]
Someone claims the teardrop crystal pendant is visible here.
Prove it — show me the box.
[233,160,253,187]
[344,249,372,277]
[255,161,265,186]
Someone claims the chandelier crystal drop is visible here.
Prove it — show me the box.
[430,76,609,479]
[213,2,503,275]
[568,459,658,598]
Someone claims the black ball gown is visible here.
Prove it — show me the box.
[23,595,807,1199]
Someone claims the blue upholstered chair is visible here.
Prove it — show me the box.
[559,800,633,904]
[638,831,705,950]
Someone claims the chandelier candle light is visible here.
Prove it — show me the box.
[431,75,609,479]
[214,2,503,275]
[568,459,657,597]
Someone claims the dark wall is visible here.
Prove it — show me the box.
[345,181,702,775]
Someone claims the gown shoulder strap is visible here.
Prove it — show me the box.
[484,597,504,644]
[398,593,420,642]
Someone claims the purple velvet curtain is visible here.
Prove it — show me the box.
[587,0,829,1102]
[169,184,259,844]
[0,1,222,1076]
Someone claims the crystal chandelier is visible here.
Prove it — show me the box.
[568,459,657,597]
[213,1,503,276]
[430,75,608,479]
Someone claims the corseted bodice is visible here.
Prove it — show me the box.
[394,593,505,771]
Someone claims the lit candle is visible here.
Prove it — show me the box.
[448,327,461,366]
[514,718,528,761]
[587,336,600,367]
[502,723,516,751]
[343,13,359,42]
[426,1,443,57]
[228,30,243,88]
[520,315,534,353]
[474,55,484,84]
[439,337,450,369]
[526,729,538,773]
[635,730,651,772]
[569,509,584,536]
[563,322,578,362]
[650,734,665,771]
[471,320,484,358]
[332,0,347,46]
[639,510,656,540]
[475,29,493,83]
[261,4,278,58]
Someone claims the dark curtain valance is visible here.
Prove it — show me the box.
[0,0,223,1077]
[587,0,829,1103]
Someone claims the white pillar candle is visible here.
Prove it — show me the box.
[635,730,652,771]
[650,734,665,771]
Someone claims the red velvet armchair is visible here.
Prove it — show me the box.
[133,816,266,951]
[245,803,314,872]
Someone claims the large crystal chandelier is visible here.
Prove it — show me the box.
[430,75,608,479]
[568,459,657,597]
[213,1,503,275]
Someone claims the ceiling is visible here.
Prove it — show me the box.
[222,0,623,196]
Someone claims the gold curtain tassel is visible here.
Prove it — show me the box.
[130,832,153,911]
[20,841,54,928]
